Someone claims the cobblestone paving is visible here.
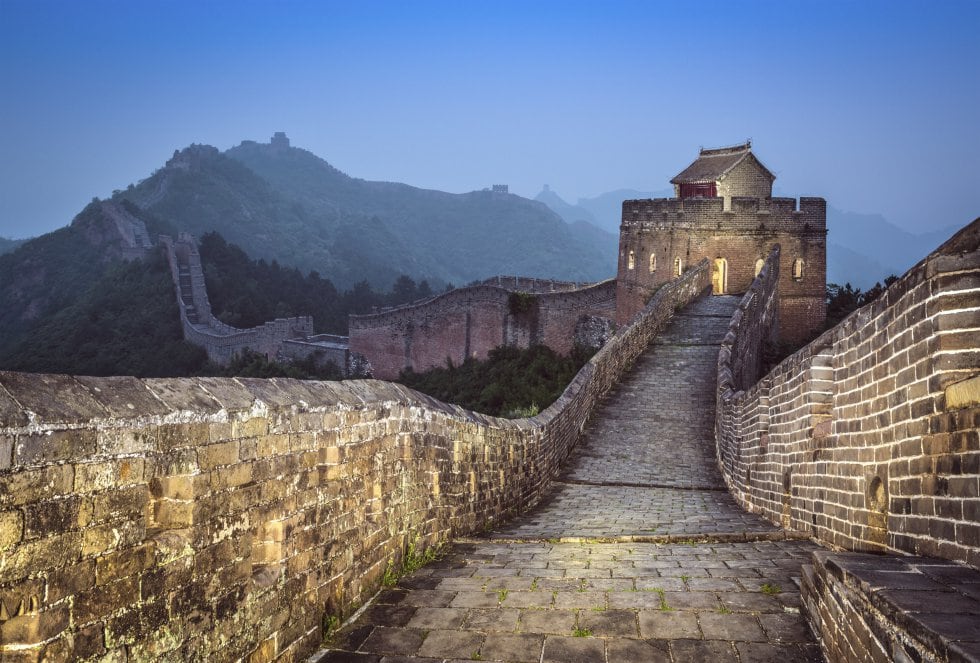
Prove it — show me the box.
[485,485,791,541]
[315,295,822,662]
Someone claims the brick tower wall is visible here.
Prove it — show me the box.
[616,196,826,343]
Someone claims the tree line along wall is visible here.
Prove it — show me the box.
[616,196,826,344]
[716,218,980,567]
[348,279,618,380]
[0,263,709,662]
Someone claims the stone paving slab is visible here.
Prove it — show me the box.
[561,297,739,490]
[316,541,822,662]
[487,483,788,540]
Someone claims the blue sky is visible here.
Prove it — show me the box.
[1,0,978,239]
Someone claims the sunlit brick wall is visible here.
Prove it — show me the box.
[717,219,980,567]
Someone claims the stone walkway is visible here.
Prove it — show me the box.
[315,295,822,662]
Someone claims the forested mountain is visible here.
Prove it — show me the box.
[0,237,27,255]
[0,200,169,359]
[116,137,615,290]
[0,217,425,376]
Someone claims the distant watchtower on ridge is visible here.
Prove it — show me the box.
[616,142,827,344]
[271,131,290,148]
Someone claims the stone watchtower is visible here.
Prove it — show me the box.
[615,142,827,344]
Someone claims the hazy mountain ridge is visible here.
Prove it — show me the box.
[0,237,28,255]
[826,207,961,286]
[536,186,677,234]
[221,140,614,286]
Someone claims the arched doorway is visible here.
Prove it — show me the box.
[712,258,728,294]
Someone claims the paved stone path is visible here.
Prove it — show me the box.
[315,295,822,662]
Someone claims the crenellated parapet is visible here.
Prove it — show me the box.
[160,234,342,370]
[622,196,826,234]
[715,217,980,565]
[617,195,826,343]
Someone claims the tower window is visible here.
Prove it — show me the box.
[628,251,635,270]
[649,253,657,272]
[793,258,804,280]
[674,257,683,277]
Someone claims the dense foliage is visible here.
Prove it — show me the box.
[1,252,208,376]
[825,276,898,328]
[198,232,434,333]
[0,224,105,358]
[397,345,594,417]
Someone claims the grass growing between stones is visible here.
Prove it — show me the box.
[760,582,782,595]
[321,614,341,643]
[383,540,445,587]
[572,626,593,637]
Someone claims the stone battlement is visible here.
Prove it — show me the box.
[622,196,827,233]
[160,234,350,372]
[716,216,980,566]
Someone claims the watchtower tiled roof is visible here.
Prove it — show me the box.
[670,142,775,185]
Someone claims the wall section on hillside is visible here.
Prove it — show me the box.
[349,279,618,380]
[0,263,709,662]
[160,234,349,373]
[716,218,980,567]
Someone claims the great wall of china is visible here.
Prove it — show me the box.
[160,234,352,375]
[0,216,977,661]
[2,137,979,661]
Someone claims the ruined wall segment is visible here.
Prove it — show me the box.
[349,279,617,380]
[0,263,710,662]
[716,218,980,568]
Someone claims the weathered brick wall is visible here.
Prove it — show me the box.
[349,280,618,380]
[716,157,773,208]
[616,196,826,344]
[0,263,709,662]
[716,219,980,567]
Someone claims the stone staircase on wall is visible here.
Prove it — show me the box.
[176,263,199,324]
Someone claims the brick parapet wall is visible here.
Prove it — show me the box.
[0,262,709,662]
[716,219,980,567]
[473,276,594,293]
[349,279,618,380]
